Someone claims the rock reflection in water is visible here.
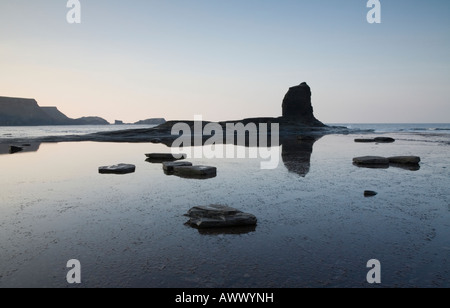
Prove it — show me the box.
[0,133,322,178]
[281,135,321,177]
[168,133,320,178]
[0,143,41,155]
[185,223,257,236]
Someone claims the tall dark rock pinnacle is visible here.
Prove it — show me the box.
[282,82,324,126]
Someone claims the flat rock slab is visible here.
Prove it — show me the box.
[173,165,217,179]
[353,156,390,166]
[355,137,396,143]
[185,205,257,229]
[163,161,193,173]
[374,137,396,143]
[364,190,378,197]
[99,163,136,175]
[388,156,421,165]
[145,153,187,162]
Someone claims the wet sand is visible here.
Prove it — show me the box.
[0,133,449,287]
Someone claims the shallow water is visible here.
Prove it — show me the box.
[0,133,449,287]
[0,124,157,140]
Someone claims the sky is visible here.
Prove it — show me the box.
[0,0,449,123]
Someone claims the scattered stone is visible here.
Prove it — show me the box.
[163,161,193,173]
[390,163,421,171]
[354,155,421,170]
[145,153,186,162]
[374,137,395,143]
[388,156,421,165]
[355,137,396,143]
[99,163,136,175]
[185,205,257,229]
[364,191,378,197]
[355,139,377,143]
[173,165,217,179]
[9,146,23,154]
[353,156,390,166]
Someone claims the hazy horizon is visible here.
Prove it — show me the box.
[1,1,449,124]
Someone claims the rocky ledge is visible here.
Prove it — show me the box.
[185,205,257,229]
[2,83,354,146]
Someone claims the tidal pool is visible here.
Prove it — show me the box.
[0,133,449,287]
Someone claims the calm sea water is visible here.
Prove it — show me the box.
[1,123,450,141]
[330,123,450,133]
[0,124,157,140]
[0,124,449,287]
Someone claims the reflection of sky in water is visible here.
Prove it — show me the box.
[0,135,449,287]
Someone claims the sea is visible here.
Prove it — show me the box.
[0,124,158,140]
[0,122,449,288]
[0,123,450,140]
[332,123,450,134]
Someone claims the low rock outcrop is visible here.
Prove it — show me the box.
[173,165,217,179]
[99,163,136,174]
[185,205,257,229]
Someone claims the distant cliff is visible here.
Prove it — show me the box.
[0,96,109,126]
[134,118,166,125]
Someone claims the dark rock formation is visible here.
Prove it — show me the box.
[173,165,217,179]
[388,156,421,165]
[355,137,396,143]
[185,205,257,229]
[98,163,136,174]
[1,83,344,145]
[282,82,324,126]
[134,118,166,125]
[353,156,390,167]
[163,161,193,173]
[41,107,73,123]
[0,96,109,126]
[354,156,421,171]
[0,97,56,126]
[364,191,378,197]
[374,137,395,143]
[145,153,187,163]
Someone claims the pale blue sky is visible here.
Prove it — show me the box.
[1,0,449,123]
